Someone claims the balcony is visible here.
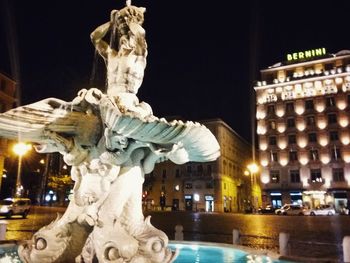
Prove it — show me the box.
[307,178,325,190]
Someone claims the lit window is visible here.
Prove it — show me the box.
[270,170,280,183]
[185,183,192,189]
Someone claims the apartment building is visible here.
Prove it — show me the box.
[143,118,261,212]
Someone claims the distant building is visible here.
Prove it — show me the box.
[143,118,262,213]
[254,49,350,212]
[0,72,17,192]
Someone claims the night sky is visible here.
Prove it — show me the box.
[1,0,350,143]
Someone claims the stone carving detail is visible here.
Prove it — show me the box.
[0,2,220,263]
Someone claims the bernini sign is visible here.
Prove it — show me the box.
[287,48,326,61]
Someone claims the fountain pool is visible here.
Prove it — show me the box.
[169,241,294,263]
[0,241,295,263]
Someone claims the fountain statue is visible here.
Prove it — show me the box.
[0,1,220,262]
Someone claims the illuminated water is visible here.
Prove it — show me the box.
[0,242,294,263]
[169,242,293,263]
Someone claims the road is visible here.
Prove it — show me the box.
[146,211,350,261]
[2,207,349,261]
[3,206,66,241]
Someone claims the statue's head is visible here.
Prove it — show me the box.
[107,5,147,96]
[114,5,146,37]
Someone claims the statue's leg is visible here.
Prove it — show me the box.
[101,166,144,222]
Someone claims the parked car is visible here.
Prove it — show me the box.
[0,198,31,218]
[304,205,336,216]
[257,204,276,214]
[275,204,306,215]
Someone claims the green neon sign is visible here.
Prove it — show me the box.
[287,48,326,61]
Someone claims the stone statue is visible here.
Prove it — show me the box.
[0,2,220,263]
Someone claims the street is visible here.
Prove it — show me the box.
[146,211,350,261]
[3,206,66,241]
[2,207,350,261]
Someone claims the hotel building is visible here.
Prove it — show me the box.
[143,118,262,213]
[254,48,350,211]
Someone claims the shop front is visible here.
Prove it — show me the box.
[205,195,214,212]
[270,192,282,208]
[332,191,349,213]
[184,195,193,211]
[303,190,327,209]
[290,191,303,205]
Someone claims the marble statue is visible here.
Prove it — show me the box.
[0,2,220,263]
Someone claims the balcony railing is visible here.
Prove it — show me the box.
[307,178,325,190]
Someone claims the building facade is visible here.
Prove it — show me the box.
[0,73,16,192]
[143,119,262,213]
[254,49,350,212]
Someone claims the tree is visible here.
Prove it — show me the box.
[47,174,73,205]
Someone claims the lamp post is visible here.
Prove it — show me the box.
[245,162,259,212]
[13,142,31,197]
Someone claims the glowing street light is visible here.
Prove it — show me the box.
[247,163,259,174]
[13,142,31,197]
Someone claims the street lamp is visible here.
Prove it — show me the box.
[13,142,31,197]
[245,162,260,212]
[247,162,259,174]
